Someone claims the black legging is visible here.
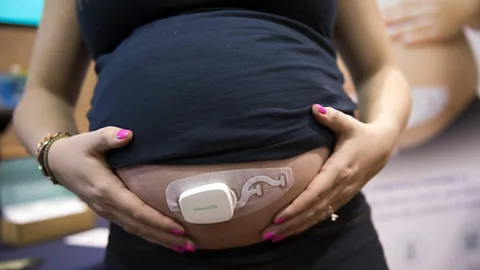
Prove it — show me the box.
[103,193,389,270]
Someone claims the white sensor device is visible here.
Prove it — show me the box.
[178,183,238,224]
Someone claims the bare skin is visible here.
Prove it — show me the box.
[339,0,478,150]
[118,147,329,249]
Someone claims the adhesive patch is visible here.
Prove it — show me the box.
[165,167,294,222]
[407,86,449,128]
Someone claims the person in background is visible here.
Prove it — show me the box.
[384,0,480,45]
[13,0,411,269]
[385,0,480,149]
[342,0,480,150]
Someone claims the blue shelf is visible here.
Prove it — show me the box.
[0,0,44,27]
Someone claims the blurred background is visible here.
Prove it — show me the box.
[0,0,479,269]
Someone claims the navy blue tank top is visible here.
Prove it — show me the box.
[77,0,357,168]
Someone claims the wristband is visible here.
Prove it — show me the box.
[36,132,70,185]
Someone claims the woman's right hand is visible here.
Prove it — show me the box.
[47,127,196,253]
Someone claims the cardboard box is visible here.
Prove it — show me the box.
[1,197,95,246]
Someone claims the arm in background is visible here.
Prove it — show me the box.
[335,0,411,131]
[12,0,90,153]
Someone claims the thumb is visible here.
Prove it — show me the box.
[312,104,354,133]
[86,127,133,154]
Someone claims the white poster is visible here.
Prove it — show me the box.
[362,3,480,269]
[365,100,480,270]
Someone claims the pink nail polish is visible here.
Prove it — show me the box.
[116,129,131,139]
[184,244,196,252]
[171,229,184,236]
[274,218,286,224]
[263,232,275,240]
[171,246,185,253]
[272,235,285,243]
[316,104,327,115]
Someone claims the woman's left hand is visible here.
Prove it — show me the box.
[262,105,398,242]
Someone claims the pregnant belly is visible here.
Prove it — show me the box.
[393,34,478,149]
[89,13,353,168]
[339,33,477,149]
[116,147,329,249]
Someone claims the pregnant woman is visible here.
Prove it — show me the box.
[340,0,480,150]
[13,0,411,269]
[382,0,480,149]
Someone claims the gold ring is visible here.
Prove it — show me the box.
[327,206,339,222]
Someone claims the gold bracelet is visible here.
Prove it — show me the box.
[36,132,70,185]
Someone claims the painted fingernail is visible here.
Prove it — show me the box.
[184,244,196,252]
[274,218,286,224]
[263,232,275,240]
[272,235,285,243]
[316,104,327,115]
[171,229,184,236]
[171,246,185,253]
[116,129,131,139]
